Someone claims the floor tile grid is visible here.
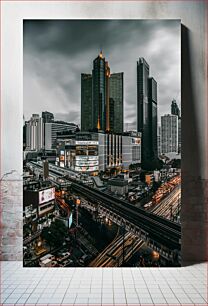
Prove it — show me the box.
[0,262,208,306]
[167,267,208,303]
[141,268,172,304]
[1,266,70,305]
[161,268,206,304]
[1,267,44,304]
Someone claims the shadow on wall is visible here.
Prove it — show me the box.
[181,25,208,265]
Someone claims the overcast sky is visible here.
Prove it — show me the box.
[23,20,181,126]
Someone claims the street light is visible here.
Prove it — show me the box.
[120,222,126,265]
[48,231,51,251]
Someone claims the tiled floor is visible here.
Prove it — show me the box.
[0,261,207,305]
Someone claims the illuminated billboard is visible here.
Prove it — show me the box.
[132,138,141,145]
[39,187,55,204]
[75,166,99,172]
[76,160,98,167]
[68,213,73,228]
[75,140,99,145]
[75,155,99,171]
[60,162,65,168]
[76,156,98,161]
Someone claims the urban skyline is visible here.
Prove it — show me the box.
[23,20,181,268]
[24,20,180,125]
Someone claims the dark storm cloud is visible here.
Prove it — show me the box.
[24,20,180,125]
[24,20,174,56]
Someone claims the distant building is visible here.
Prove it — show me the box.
[171,99,181,153]
[81,74,93,131]
[42,111,54,123]
[109,72,124,133]
[108,178,128,195]
[171,99,180,117]
[45,122,78,150]
[178,117,181,153]
[24,183,55,221]
[154,170,161,182]
[26,114,43,151]
[161,114,178,154]
[56,131,141,174]
[81,52,123,133]
[145,173,154,185]
[137,58,158,166]
[124,122,137,132]
[157,125,161,156]
[23,123,26,150]
[148,77,158,159]
[92,52,108,131]
[42,111,54,151]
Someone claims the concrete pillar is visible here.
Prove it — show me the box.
[181,20,208,265]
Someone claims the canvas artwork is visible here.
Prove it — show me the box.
[23,20,181,267]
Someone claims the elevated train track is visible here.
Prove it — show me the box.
[71,182,181,253]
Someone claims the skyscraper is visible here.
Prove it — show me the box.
[81,52,123,134]
[137,58,157,165]
[42,111,54,123]
[171,99,181,153]
[81,74,92,131]
[109,98,115,132]
[25,114,43,151]
[42,111,54,152]
[161,114,178,154]
[157,125,161,156]
[178,117,181,153]
[92,51,107,131]
[171,99,180,117]
[148,77,158,158]
[109,72,123,134]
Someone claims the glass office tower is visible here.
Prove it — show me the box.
[81,73,92,131]
[137,58,151,163]
[109,72,124,134]
[148,77,158,159]
[92,52,107,131]
[137,58,158,165]
[81,52,124,133]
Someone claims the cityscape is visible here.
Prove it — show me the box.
[23,20,181,268]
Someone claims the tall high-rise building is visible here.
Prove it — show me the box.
[42,111,54,151]
[171,99,181,153]
[124,122,137,132]
[109,73,124,134]
[148,77,158,158]
[178,117,181,153]
[81,74,92,131]
[137,58,158,165]
[81,52,123,133]
[109,98,115,132]
[161,114,178,154]
[42,111,54,123]
[92,51,107,131]
[157,125,161,156]
[171,99,180,117]
[26,114,43,151]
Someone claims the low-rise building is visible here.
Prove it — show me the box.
[24,181,56,223]
[56,131,141,175]
[108,177,128,195]
[145,173,154,186]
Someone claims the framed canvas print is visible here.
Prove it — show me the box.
[23,19,181,268]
